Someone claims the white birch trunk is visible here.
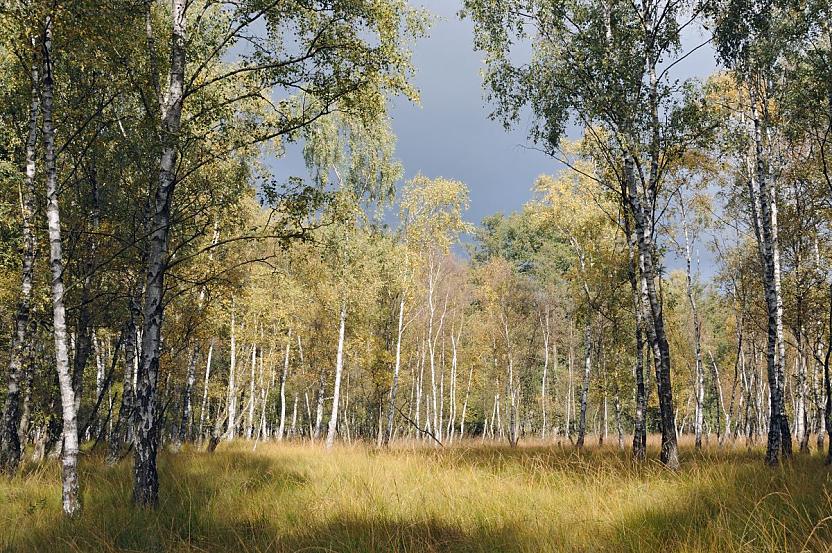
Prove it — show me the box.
[385,297,405,444]
[246,344,257,440]
[133,0,187,507]
[278,331,291,440]
[541,310,550,440]
[325,303,347,448]
[226,303,237,439]
[198,341,213,441]
[43,19,81,514]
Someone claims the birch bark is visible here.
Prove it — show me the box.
[43,17,81,514]
[133,0,187,506]
[325,303,347,448]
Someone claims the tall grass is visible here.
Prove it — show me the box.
[2,437,832,552]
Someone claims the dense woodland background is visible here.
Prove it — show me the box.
[2,0,832,529]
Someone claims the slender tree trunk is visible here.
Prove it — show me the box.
[427,274,448,444]
[198,341,214,442]
[256,342,268,440]
[133,0,186,507]
[576,323,591,449]
[503,317,519,447]
[278,331,291,440]
[447,326,460,443]
[614,387,624,451]
[680,204,705,450]
[107,281,141,464]
[748,84,792,465]
[326,303,347,448]
[0,46,39,473]
[541,310,550,440]
[566,320,574,441]
[290,395,298,438]
[226,302,237,439]
[18,341,35,455]
[709,352,727,446]
[246,344,257,440]
[727,304,744,443]
[815,338,826,450]
[626,153,679,468]
[42,19,81,515]
[460,364,473,439]
[623,216,647,459]
[797,340,809,453]
[93,332,106,430]
[313,364,326,439]
[823,283,832,464]
[305,392,313,437]
[176,345,200,445]
[385,297,405,445]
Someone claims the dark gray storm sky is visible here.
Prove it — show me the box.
[276,0,720,271]
[387,0,718,229]
[388,1,554,226]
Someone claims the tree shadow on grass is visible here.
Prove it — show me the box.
[278,516,527,553]
[7,449,308,552]
[9,444,832,553]
[594,451,832,553]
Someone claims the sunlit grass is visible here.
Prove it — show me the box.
[3,436,832,552]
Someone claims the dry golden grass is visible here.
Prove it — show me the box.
[3,436,832,552]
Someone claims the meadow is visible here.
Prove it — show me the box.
[2,438,832,552]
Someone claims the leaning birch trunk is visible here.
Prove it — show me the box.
[460,365,474,438]
[385,297,405,445]
[197,341,214,442]
[133,0,186,507]
[277,331,291,440]
[447,324,461,443]
[326,303,347,448]
[42,19,81,515]
[0,44,38,473]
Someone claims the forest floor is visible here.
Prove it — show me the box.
[2,437,832,552]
